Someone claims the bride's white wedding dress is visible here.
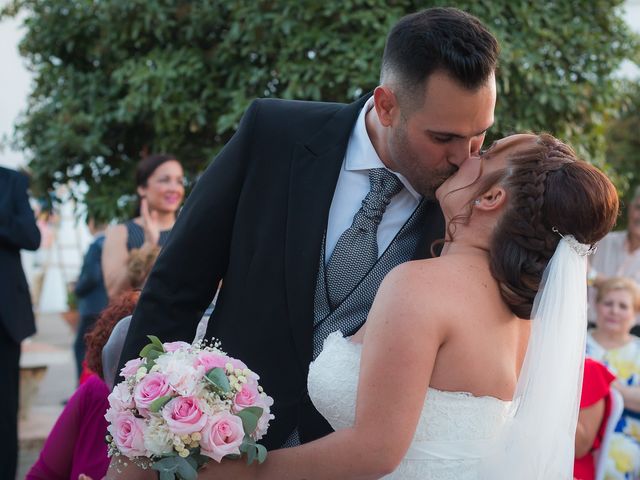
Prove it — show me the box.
[308,332,512,479]
[308,239,589,479]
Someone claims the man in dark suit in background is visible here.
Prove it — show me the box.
[118,7,499,451]
[0,166,40,478]
[73,218,108,382]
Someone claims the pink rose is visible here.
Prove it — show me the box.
[108,382,135,411]
[120,358,143,379]
[194,351,229,372]
[163,341,190,353]
[162,396,208,435]
[133,372,171,415]
[254,394,275,440]
[233,383,259,412]
[108,410,147,457]
[199,412,245,462]
[227,357,248,371]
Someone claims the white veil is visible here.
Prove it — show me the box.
[481,237,590,478]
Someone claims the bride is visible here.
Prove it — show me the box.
[109,133,618,479]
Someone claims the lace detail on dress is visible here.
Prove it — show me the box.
[308,331,512,479]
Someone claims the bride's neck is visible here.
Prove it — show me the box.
[439,226,490,259]
[440,239,489,259]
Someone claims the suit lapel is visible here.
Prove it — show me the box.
[284,94,371,366]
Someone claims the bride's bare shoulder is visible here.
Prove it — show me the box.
[374,257,477,319]
[384,256,474,291]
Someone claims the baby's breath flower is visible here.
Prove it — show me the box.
[135,366,148,381]
[191,432,202,442]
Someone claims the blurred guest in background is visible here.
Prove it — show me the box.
[0,166,41,479]
[587,277,640,479]
[76,242,161,384]
[102,153,184,299]
[73,217,108,382]
[589,186,640,325]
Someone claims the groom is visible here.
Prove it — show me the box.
[118,7,498,450]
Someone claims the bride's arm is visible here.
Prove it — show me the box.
[200,262,450,480]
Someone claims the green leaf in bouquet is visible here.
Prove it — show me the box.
[149,395,173,413]
[239,435,267,465]
[235,406,263,435]
[152,455,198,480]
[139,336,165,361]
[187,450,210,469]
[145,348,164,370]
[256,443,267,463]
[204,367,231,394]
[147,335,165,351]
[139,343,163,359]
[247,444,257,465]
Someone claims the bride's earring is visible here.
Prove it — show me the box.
[473,199,481,206]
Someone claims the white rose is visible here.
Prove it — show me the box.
[143,416,175,456]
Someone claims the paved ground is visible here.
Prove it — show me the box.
[17,311,76,479]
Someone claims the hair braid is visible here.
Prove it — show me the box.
[488,134,616,318]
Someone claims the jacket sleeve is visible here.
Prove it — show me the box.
[74,240,103,297]
[0,172,41,251]
[117,100,261,371]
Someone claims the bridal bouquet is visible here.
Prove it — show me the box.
[105,336,274,479]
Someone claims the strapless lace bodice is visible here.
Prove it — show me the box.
[308,332,512,479]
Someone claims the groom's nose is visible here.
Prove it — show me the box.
[448,142,476,168]
[448,139,478,167]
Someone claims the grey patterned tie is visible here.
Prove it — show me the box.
[325,168,403,309]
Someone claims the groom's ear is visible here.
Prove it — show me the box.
[476,186,507,212]
[373,86,399,127]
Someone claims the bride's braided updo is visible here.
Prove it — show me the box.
[476,134,618,318]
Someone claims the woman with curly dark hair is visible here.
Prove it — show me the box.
[27,291,140,480]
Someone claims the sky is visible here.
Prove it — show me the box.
[0,6,30,169]
[1,3,640,170]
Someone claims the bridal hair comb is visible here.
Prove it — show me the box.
[552,227,597,256]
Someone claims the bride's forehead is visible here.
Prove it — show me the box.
[495,134,537,152]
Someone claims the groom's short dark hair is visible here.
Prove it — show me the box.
[381,7,499,107]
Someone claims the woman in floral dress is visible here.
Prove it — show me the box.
[587,277,640,479]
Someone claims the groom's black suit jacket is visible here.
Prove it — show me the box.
[119,95,445,449]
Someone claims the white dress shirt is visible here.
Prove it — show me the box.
[325,98,421,263]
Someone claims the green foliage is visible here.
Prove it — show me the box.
[152,454,198,480]
[604,81,640,223]
[204,367,231,395]
[66,288,77,310]
[1,0,638,220]
[235,406,263,436]
[239,432,268,465]
[149,394,173,413]
[139,335,165,369]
